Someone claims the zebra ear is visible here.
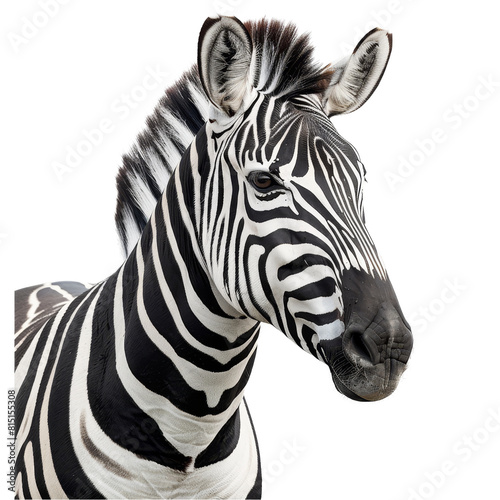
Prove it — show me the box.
[198,16,254,118]
[324,28,392,116]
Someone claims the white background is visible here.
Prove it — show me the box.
[2,1,500,499]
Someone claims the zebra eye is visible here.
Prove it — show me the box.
[248,172,276,192]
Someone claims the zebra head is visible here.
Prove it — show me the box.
[194,16,413,402]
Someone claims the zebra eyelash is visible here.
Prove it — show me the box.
[255,190,286,201]
[247,171,286,195]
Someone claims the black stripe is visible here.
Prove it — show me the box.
[216,217,225,266]
[243,398,262,500]
[142,246,258,371]
[295,309,340,326]
[15,312,57,366]
[87,272,191,471]
[194,408,240,467]
[15,284,40,333]
[15,291,82,434]
[160,194,251,342]
[127,307,259,417]
[286,276,337,302]
[120,248,140,325]
[278,254,333,281]
[16,289,93,498]
[302,325,320,359]
[47,286,102,498]
[241,235,275,325]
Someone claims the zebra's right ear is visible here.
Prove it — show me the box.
[198,16,254,119]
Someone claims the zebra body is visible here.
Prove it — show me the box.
[15,16,413,499]
[16,276,258,498]
[15,185,262,498]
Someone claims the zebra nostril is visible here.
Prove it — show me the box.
[349,331,379,365]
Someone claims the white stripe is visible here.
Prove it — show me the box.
[23,442,42,499]
[49,283,76,302]
[38,290,95,500]
[15,303,70,452]
[18,284,45,333]
[135,241,257,409]
[15,471,24,500]
[113,265,249,459]
[153,205,257,353]
[15,324,43,390]
[316,320,345,341]
[68,269,258,498]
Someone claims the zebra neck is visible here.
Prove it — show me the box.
[107,181,260,461]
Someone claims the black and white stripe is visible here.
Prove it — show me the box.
[15,16,412,499]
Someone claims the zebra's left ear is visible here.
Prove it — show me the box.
[198,16,254,119]
[324,28,392,116]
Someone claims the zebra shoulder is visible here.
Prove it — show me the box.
[15,281,91,367]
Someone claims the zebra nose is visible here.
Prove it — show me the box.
[342,304,413,366]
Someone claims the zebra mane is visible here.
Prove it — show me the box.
[115,18,334,256]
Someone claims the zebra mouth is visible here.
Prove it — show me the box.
[319,331,410,402]
[316,277,413,402]
[330,354,406,402]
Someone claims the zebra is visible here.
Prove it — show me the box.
[14,16,413,499]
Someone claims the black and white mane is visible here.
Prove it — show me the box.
[115,19,333,256]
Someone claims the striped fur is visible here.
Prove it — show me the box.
[116,19,332,257]
[15,16,412,499]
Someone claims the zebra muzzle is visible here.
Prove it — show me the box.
[319,269,413,402]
